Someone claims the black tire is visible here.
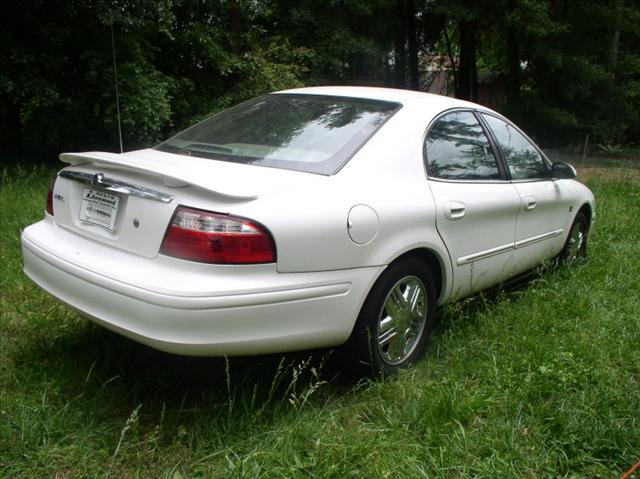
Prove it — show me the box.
[345,256,438,377]
[560,211,589,264]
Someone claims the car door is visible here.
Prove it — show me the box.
[480,113,574,274]
[425,110,522,300]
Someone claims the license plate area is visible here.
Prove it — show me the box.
[79,188,120,232]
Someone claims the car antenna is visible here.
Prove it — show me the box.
[110,13,124,154]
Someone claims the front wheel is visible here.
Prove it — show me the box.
[345,257,438,377]
[560,211,589,263]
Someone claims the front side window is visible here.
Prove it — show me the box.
[155,94,400,175]
[482,114,549,180]
[425,111,500,180]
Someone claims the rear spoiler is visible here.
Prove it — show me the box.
[60,151,262,200]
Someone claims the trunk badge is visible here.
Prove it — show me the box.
[91,173,104,186]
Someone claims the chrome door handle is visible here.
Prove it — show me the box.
[445,201,466,220]
[524,196,537,210]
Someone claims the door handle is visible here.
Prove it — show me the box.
[524,196,537,210]
[445,201,466,220]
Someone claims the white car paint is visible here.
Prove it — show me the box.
[21,86,595,356]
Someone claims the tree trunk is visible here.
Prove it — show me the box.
[406,0,419,90]
[607,0,623,142]
[505,28,521,113]
[444,26,457,96]
[228,0,243,55]
[456,20,477,101]
[393,0,406,88]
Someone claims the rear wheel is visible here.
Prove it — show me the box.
[346,257,438,376]
[560,211,589,263]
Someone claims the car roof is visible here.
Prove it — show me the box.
[273,86,485,110]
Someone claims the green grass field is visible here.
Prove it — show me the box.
[1,164,639,478]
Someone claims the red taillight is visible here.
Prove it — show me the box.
[46,175,57,215]
[160,206,276,264]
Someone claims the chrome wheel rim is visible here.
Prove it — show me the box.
[567,221,585,261]
[376,275,428,366]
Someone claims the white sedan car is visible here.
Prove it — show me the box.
[21,86,594,375]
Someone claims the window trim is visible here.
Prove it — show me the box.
[422,107,508,183]
[477,111,553,183]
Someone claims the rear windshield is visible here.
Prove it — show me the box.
[154,94,401,175]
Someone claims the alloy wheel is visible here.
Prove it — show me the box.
[376,275,428,365]
[566,221,586,261]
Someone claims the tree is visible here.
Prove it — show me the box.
[1,0,639,162]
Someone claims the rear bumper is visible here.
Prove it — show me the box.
[21,219,383,355]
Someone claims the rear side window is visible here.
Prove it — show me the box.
[482,114,550,180]
[155,94,400,175]
[425,111,500,180]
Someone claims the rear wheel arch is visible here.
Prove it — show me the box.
[344,247,445,346]
[387,248,445,302]
[344,252,440,376]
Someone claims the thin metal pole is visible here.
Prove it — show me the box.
[110,16,123,153]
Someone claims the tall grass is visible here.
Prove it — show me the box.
[1,164,639,478]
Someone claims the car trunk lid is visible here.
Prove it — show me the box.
[53,149,322,258]
[60,148,318,199]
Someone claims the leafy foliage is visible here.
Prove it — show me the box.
[1,0,639,160]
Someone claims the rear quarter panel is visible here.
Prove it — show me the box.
[238,102,453,300]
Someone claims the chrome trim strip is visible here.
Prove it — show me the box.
[59,170,175,203]
[457,242,514,266]
[428,178,511,184]
[515,229,564,249]
[456,229,565,266]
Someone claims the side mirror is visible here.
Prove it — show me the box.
[551,162,577,179]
